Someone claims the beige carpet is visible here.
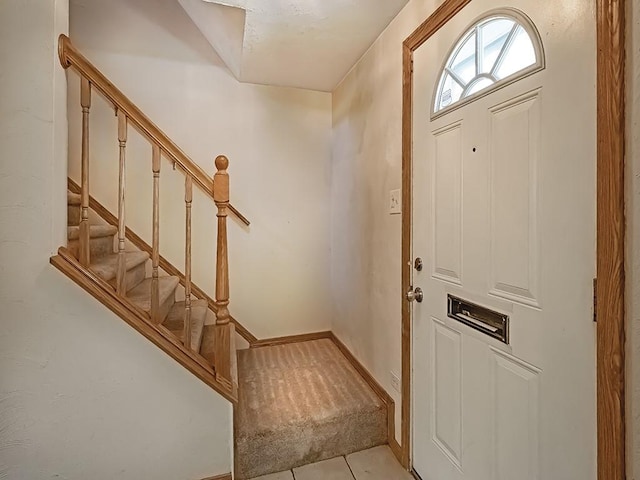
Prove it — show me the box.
[235,339,387,479]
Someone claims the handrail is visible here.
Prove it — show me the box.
[58,34,250,226]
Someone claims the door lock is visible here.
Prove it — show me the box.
[414,257,423,271]
[406,286,424,303]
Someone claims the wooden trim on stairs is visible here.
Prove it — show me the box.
[329,333,402,465]
[200,474,232,480]
[50,247,238,403]
[58,34,249,227]
[250,331,333,348]
[67,178,257,345]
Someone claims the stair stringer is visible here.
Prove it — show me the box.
[50,248,238,403]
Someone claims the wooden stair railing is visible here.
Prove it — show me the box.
[66,178,257,345]
[78,77,91,267]
[151,145,161,324]
[213,156,236,390]
[58,34,244,398]
[116,110,127,295]
[57,35,249,226]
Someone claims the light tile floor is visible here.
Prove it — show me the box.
[250,445,413,480]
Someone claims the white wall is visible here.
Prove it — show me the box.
[0,1,233,479]
[628,0,640,477]
[331,0,440,444]
[177,0,246,80]
[68,0,333,340]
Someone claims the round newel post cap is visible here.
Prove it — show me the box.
[215,155,229,172]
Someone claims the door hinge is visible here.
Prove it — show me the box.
[593,278,597,323]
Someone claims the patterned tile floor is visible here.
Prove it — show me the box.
[251,445,413,480]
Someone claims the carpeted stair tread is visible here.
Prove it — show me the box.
[90,251,149,282]
[199,325,216,366]
[235,338,387,479]
[126,276,179,312]
[163,299,208,352]
[67,191,81,205]
[67,224,118,260]
[68,224,117,240]
[67,191,82,226]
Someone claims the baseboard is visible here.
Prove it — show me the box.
[250,331,332,348]
[329,333,406,467]
[389,436,403,466]
[200,474,231,480]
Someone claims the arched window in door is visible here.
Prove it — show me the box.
[433,9,545,117]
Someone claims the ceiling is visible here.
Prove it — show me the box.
[177,0,409,92]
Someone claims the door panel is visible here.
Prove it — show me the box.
[432,123,464,285]
[411,2,596,479]
[489,91,540,307]
[431,319,463,468]
[490,348,540,480]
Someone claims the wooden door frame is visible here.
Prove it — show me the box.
[400,0,626,478]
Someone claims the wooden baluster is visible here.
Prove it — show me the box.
[151,145,161,322]
[213,155,232,386]
[116,110,128,295]
[184,176,193,350]
[79,77,91,267]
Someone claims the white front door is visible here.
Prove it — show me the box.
[411,2,597,480]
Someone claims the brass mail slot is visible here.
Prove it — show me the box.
[447,295,509,344]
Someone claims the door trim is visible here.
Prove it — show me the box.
[400,1,626,478]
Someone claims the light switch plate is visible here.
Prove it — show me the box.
[389,189,401,215]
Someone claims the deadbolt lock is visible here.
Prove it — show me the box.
[414,257,423,271]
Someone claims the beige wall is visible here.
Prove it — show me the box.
[67,0,333,341]
[331,0,440,443]
[628,0,640,477]
[333,0,635,467]
[0,1,233,479]
[7,0,632,475]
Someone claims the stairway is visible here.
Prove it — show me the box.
[66,190,208,354]
[67,189,390,479]
[56,37,397,480]
[235,339,388,479]
[67,187,390,479]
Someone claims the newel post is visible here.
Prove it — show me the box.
[213,155,236,389]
